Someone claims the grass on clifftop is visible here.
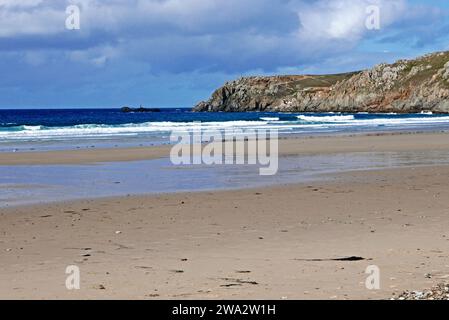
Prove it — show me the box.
[271,72,358,95]
[398,51,449,89]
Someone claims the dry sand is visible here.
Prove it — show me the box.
[1,132,449,299]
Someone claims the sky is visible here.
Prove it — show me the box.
[1,0,449,109]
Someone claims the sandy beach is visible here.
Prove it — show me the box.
[4,0,449,305]
[2,131,449,166]
[1,132,449,299]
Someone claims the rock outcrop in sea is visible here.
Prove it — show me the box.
[121,106,161,113]
[193,51,449,113]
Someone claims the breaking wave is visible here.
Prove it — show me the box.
[297,115,355,122]
[3,113,449,142]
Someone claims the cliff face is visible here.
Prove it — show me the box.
[194,51,449,113]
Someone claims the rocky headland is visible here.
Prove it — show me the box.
[194,51,449,113]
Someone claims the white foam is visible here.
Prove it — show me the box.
[0,121,273,140]
[22,125,42,131]
[297,115,355,122]
[3,115,449,141]
[260,117,280,121]
[333,116,449,126]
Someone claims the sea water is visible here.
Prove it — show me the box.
[2,150,449,207]
[2,108,449,151]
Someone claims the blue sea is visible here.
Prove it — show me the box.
[1,108,449,151]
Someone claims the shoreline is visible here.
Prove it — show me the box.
[3,131,449,208]
[2,130,449,166]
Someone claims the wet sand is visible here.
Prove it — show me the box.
[3,131,449,166]
[1,132,449,299]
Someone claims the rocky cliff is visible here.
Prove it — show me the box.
[193,51,449,113]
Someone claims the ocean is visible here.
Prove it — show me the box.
[1,108,449,151]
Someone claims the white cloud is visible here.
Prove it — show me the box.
[0,0,443,74]
[67,44,120,67]
[297,0,407,41]
[0,1,64,37]
[0,0,43,8]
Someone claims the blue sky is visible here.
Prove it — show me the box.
[1,0,449,109]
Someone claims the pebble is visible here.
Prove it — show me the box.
[394,283,449,300]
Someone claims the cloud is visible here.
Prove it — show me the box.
[3,0,443,71]
[0,0,408,72]
[297,0,406,41]
[0,0,44,8]
[376,2,449,48]
[0,1,66,37]
[0,0,449,108]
